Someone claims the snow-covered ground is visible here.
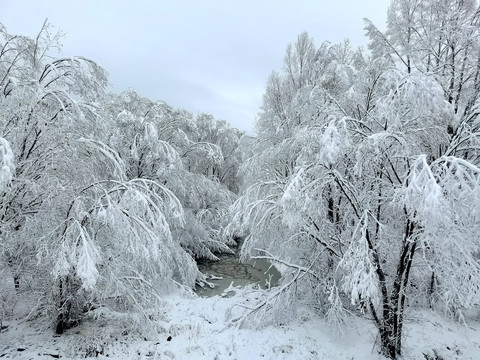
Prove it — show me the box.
[1,285,479,359]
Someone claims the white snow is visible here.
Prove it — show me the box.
[0,137,14,190]
[1,282,479,359]
[76,227,100,290]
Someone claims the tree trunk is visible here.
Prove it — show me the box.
[55,275,79,334]
[56,276,68,334]
[368,220,416,359]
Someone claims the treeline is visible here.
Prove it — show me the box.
[0,22,244,334]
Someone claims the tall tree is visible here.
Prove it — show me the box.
[0,21,108,290]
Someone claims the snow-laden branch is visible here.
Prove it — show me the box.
[229,249,325,327]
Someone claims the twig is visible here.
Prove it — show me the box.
[229,250,324,327]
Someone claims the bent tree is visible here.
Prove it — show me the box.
[0,21,108,292]
[51,177,198,333]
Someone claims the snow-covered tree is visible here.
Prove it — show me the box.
[101,91,239,260]
[0,23,237,334]
[229,33,361,330]
[48,176,198,333]
[231,4,480,357]
[0,21,108,291]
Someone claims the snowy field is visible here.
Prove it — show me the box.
[2,285,479,360]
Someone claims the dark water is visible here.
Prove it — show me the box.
[195,241,281,297]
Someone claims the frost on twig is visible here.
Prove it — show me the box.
[229,249,333,328]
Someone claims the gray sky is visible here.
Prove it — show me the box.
[3,1,389,132]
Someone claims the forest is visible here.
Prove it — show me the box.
[1,1,480,359]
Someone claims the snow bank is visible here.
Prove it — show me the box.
[1,286,479,359]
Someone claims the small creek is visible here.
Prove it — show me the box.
[195,239,281,297]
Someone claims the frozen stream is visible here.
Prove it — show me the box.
[195,239,281,297]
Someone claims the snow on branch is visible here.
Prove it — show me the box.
[229,249,325,327]
[339,212,380,307]
[78,138,127,181]
[401,155,445,224]
[0,137,14,190]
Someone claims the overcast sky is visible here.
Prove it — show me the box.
[3,1,389,132]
